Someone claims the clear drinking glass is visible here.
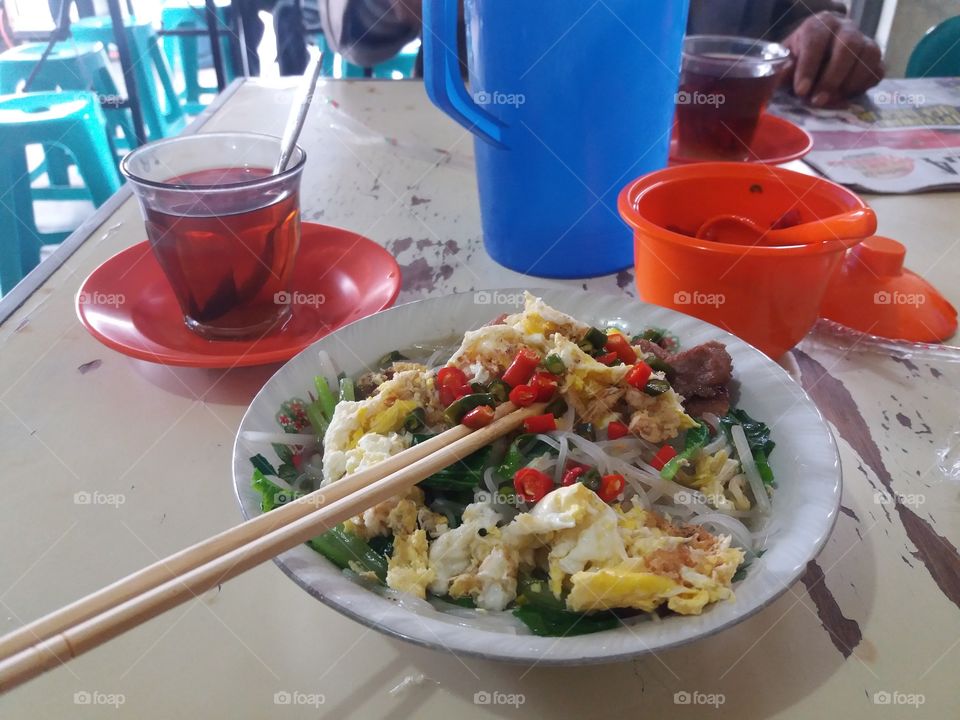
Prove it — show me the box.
[121,132,306,340]
[675,35,791,161]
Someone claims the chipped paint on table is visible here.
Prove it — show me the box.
[0,79,958,719]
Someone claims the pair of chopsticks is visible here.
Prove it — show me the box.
[0,402,545,692]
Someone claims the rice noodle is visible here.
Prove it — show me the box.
[731,424,772,516]
[424,347,447,370]
[554,435,570,484]
[558,403,576,432]
[703,434,729,456]
[482,466,500,496]
[532,434,561,451]
[693,512,756,552]
[316,350,339,392]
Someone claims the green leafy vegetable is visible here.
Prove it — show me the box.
[338,377,355,402]
[251,469,301,512]
[497,434,555,479]
[313,375,338,421]
[376,350,408,368]
[307,525,387,581]
[660,423,710,481]
[516,575,565,611]
[250,454,277,477]
[512,605,621,637]
[306,401,329,436]
[720,409,776,485]
[412,434,490,492]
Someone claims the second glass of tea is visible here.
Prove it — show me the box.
[121,132,305,340]
[675,35,791,161]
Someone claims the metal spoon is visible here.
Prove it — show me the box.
[273,50,324,175]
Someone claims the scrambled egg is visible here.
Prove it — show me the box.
[507,483,627,598]
[387,529,434,598]
[549,335,629,425]
[416,485,743,616]
[503,292,589,348]
[427,503,519,610]
[323,369,434,483]
[624,385,698,443]
[679,448,750,512]
[446,325,529,384]
[346,486,426,539]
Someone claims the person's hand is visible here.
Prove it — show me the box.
[782,11,884,106]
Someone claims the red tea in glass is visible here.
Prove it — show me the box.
[121,134,305,339]
[675,36,790,161]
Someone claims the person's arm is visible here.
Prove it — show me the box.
[779,7,884,106]
[319,0,421,69]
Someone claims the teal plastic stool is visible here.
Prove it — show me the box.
[71,15,186,140]
[371,40,419,79]
[314,34,417,79]
[0,41,135,190]
[906,16,960,78]
[161,0,235,114]
[0,92,120,294]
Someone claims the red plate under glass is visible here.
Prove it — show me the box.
[670,113,814,166]
[76,222,402,367]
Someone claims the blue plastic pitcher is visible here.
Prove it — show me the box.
[423,0,689,278]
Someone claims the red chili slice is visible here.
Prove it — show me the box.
[606,421,629,440]
[625,361,653,389]
[514,467,554,502]
[598,474,625,502]
[604,333,637,365]
[461,405,495,429]
[502,348,541,387]
[508,384,538,407]
[523,413,557,434]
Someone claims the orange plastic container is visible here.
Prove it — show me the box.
[618,163,877,358]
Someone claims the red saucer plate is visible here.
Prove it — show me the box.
[76,223,401,368]
[670,113,814,166]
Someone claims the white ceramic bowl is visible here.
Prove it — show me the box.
[232,289,840,664]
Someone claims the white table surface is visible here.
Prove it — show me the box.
[1,78,958,719]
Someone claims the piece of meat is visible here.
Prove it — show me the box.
[633,339,733,416]
[683,387,731,418]
[668,341,733,399]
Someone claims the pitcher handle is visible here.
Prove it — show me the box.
[422,0,506,147]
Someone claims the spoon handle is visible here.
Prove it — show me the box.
[273,51,324,175]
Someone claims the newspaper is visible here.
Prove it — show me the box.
[772,78,960,194]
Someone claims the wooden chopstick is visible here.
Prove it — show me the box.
[0,402,544,692]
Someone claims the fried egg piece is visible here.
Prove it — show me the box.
[427,502,519,610]
[323,369,434,483]
[503,292,590,346]
[624,384,698,443]
[506,483,627,598]
[549,335,630,426]
[446,324,530,384]
[387,529,435,599]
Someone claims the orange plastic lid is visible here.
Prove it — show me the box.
[821,236,958,342]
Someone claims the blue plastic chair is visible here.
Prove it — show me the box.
[0,92,120,294]
[906,16,960,77]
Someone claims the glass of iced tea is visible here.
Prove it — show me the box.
[675,35,791,161]
[121,132,305,339]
